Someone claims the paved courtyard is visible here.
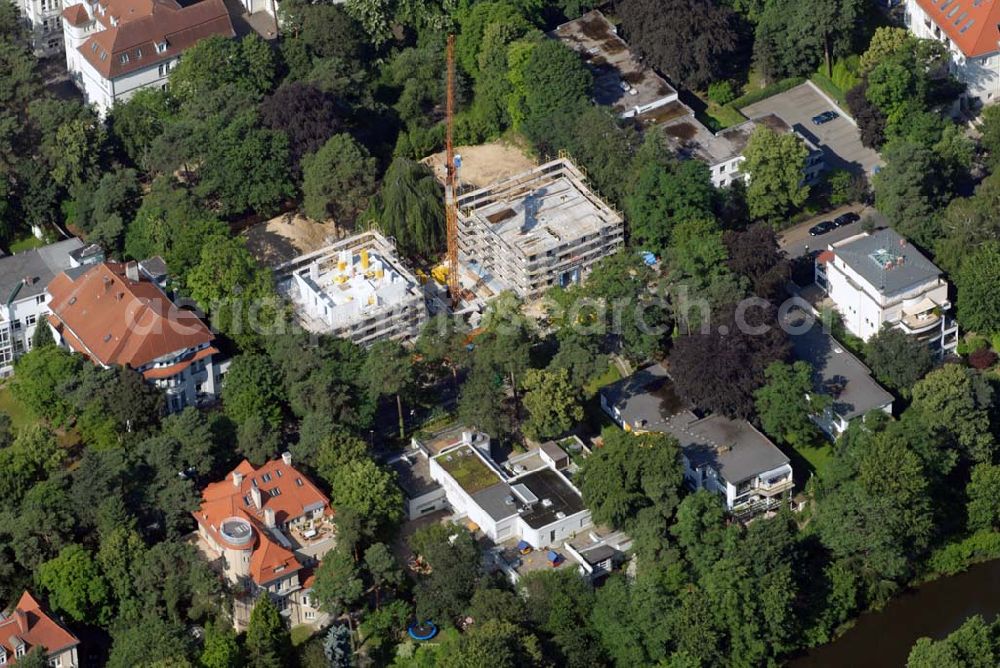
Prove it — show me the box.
[741,82,883,177]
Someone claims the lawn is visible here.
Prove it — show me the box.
[810,72,848,108]
[702,102,746,130]
[8,236,44,254]
[0,384,34,430]
[791,438,836,482]
[290,624,315,647]
[584,361,622,398]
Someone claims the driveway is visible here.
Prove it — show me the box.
[741,82,883,177]
[779,205,876,259]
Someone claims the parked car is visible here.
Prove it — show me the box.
[833,211,860,227]
[811,111,838,125]
[809,221,836,236]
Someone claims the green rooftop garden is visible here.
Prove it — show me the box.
[436,445,500,494]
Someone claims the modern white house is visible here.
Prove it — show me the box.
[601,364,795,519]
[663,113,826,188]
[0,238,103,376]
[816,229,959,356]
[276,231,429,346]
[905,0,1000,105]
[60,0,236,115]
[46,260,224,412]
[15,0,67,56]
[193,453,335,631]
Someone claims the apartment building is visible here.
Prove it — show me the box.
[601,364,794,519]
[16,0,67,56]
[277,231,428,346]
[61,0,236,115]
[0,238,103,376]
[905,0,1000,105]
[815,229,958,355]
[0,591,80,667]
[455,159,624,301]
[46,260,222,412]
[193,453,335,631]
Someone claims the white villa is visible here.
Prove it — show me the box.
[816,229,958,356]
[15,0,66,56]
[906,0,1000,105]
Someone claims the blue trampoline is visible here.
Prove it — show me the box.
[408,622,438,641]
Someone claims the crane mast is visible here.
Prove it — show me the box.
[445,34,459,306]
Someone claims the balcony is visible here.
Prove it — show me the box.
[753,477,795,496]
[898,310,941,334]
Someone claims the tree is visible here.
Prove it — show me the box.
[0,424,64,503]
[755,361,829,447]
[670,305,790,418]
[908,615,999,668]
[185,237,281,349]
[200,617,242,668]
[723,223,789,300]
[30,320,54,349]
[301,133,377,224]
[754,0,859,80]
[911,364,994,463]
[958,242,1000,334]
[978,105,1000,173]
[315,429,368,482]
[436,619,544,668]
[260,83,341,173]
[508,38,591,138]
[106,615,192,668]
[323,625,354,668]
[860,27,913,74]
[579,427,683,554]
[221,353,285,431]
[625,141,715,255]
[328,459,403,535]
[874,141,949,246]
[409,523,481,625]
[368,157,444,257]
[312,543,364,616]
[847,80,887,149]
[865,326,935,394]
[618,0,740,90]
[520,368,583,440]
[245,596,292,668]
[36,544,112,624]
[742,124,810,222]
[935,172,1000,275]
[966,463,1000,532]
[363,542,401,608]
[458,364,514,437]
[170,36,277,103]
[10,345,83,424]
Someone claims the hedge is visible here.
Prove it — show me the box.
[730,77,807,110]
[925,530,1000,577]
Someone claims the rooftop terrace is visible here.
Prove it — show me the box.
[435,444,502,495]
[550,9,678,117]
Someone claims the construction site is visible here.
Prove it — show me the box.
[275,231,431,346]
[451,158,625,305]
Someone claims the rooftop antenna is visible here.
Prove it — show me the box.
[445,34,460,306]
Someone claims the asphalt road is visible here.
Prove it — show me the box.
[778,205,874,258]
[741,82,883,177]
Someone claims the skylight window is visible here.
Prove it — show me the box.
[940,0,954,9]
[869,248,905,269]
[120,53,129,64]
[269,487,282,497]
[961,18,975,32]
[295,478,304,487]
[947,5,960,17]
[155,41,167,53]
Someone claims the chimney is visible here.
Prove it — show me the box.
[125,261,140,282]
[250,486,262,510]
[264,507,276,528]
[232,471,244,487]
[14,610,27,634]
[281,451,292,466]
[461,431,472,445]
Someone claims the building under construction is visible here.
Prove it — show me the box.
[276,231,428,346]
[455,159,624,301]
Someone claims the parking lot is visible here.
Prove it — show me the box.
[741,82,883,176]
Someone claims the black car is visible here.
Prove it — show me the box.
[833,211,860,227]
[811,111,839,125]
[809,221,836,236]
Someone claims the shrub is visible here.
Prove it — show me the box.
[730,77,806,109]
[708,80,736,105]
[926,530,1000,576]
[830,56,860,93]
[968,347,997,370]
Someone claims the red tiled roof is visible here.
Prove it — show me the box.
[816,250,835,264]
[0,592,79,662]
[75,0,235,79]
[47,262,215,370]
[61,3,89,26]
[914,0,1000,58]
[194,458,332,586]
[142,345,218,380]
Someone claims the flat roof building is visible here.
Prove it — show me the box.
[601,364,794,519]
[550,10,679,118]
[661,113,825,188]
[816,229,958,355]
[456,159,624,301]
[277,231,428,346]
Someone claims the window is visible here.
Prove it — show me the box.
[304,610,316,620]
[25,314,36,327]
[261,473,272,483]
[120,53,129,64]
[14,646,24,659]
[155,41,167,53]
[295,478,304,487]
[158,63,168,77]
